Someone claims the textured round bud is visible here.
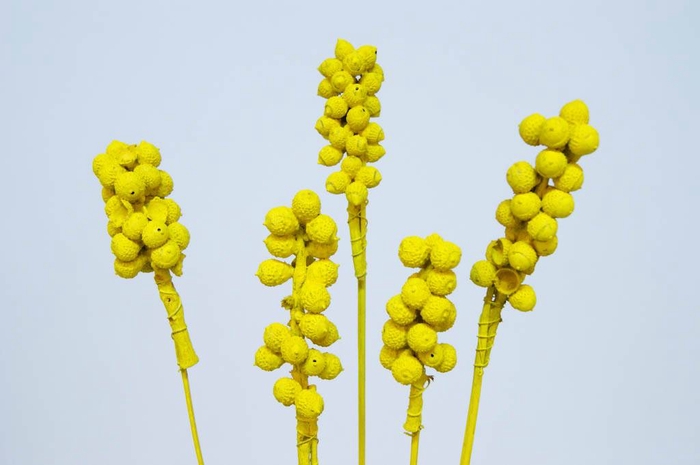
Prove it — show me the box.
[539,117,570,149]
[134,164,162,193]
[470,260,497,287]
[434,343,457,373]
[264,206,299,236]
[306,239,339,259]
[495,199,521,228]
[510,192,542,221]
[420,296,456,328]
[263,323,291,353]
[300,281,331,313]
[326,171,352,194]
[317,78,337,99]
[114,172,146,203]
[151,240,181,269]
[110,233,141,261]
[430,240,462,271]
[122,212,149,241]
[386,295,418,325]
[162,199,181,225]
[382,319,409,350]
[407,323,438,353]
[359,72,382,95]
[426,269,457,296]
[541,189,575,218]
[568,124,599,156]
[295,389,324,419]
[315,115,340,137]
[345,135,368,157]
[254,345,284,371]
[318,58,343,78]
[346,106,370,133]
[533,235,558,256]
[306,259,339,287]
[301,349,327,376]
[508,241,538,272]
[343,83,368,107]
[559,99,590,125]
[553,163,584,192]
[346,181,368,206]
[114,255,147,279]
[509,284,537,312]
[330,70,354,93]
[299,314,330,344]
[96,160,125,188]
[365,143,386,162]
[379,345,401,370]
[340,156,364,177]
[357,45,377,70]
[256,259,294,287]
[318,352,343,380]
[398,236,430,268]
[318,145,344,166]
[401,277,431,310]
[361,123,384,144]
[156,171,174,198]
[355,166,382,188]
[494,268,522,295]
[280,336,309,365]
[391,354,424,385]
[364,96,381,117]
[316,320,340,347]
[306,214,337,244]
[527,212,558,242]
[273,377,302,406]
[335,38,355,60]
[506,161,539,194]
[485,238,512,267]
[324,96,349,119]
[264,234,297,258]
[136,141,162,167]
[328,125,352,150]
[535,149,568,178]
[417,344,444,368]
[519,113,546,146]
[343,51,363,75]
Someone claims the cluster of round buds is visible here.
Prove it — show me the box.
[92,141,190,279]
[380,234,461,385]
[254,189,343,420]
[315,38,386,207]
[470,100,600,311]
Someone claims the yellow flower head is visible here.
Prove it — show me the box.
[391,353,424,385]
[506,161,539,194]
[318,58,344,78]
[263,322,291,353]
[301,349,327,376]
[401,277,431,310]
[539,116,571,149]
[355,166,382,188]
[364,96,381,117]
[535,149,568,178]
[142,221,170,248]
[485,238,512,267]
[406,323,438,353]
[122,212,149,241]
[114,172,146,203]
[553,162,584,192]
[510,192,542,221]
[559,99,590,125]
[324,96,349,119]
[508,241,538,272]
[527,212,558,242]
[346,106,370,133]
[493,268,522,295]
[111,233,142,262]
[255,346,284,371]
[299,313,330,344]
[295,389,324,419]
[256,259,294,287]
[386,295,418,326]
[434,343,457,373]
[365,143,386,163]
[420,296,456,329]
[305,214,338,244]
[518,113,546,146]
[318,352,343,380]
[151,240,181,269]
[325,171,352,194]
[429,240,462,271]
[264,206,300,236]
[398,236,430,268]
[417,344,444,368]
[382,319,409,350]
[568,124,599,157]
[425,269,457,296]
[509,284,537,312]
[318,145,344,167]
[135,141,162,167]
[541,189,575,218]
[300,281,332,313]
[346,181,369,206]
[379,345,401,370]
[343,83,368,107]
[470,260,497,288]
[280,335,309,365]
[263,234,297,258]
[345,135,368,158]
[305,259,339,287]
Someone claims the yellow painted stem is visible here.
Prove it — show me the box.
[410,432,420,465]
[347,202,368,465]
[181,369,205,465]
[459,287,507,465]
[153,269,203,464]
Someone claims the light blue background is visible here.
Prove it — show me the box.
[2,0,698,464]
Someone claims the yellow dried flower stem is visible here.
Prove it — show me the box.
[460,287,507,465]
[404,374,430,465]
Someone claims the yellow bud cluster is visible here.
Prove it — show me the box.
[92,141,190,279]
[380,234,460,385]
[315,39,386,206]
[471,100,600,312]
[254,190,343,419]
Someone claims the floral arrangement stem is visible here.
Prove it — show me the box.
[347,202,368,465]
[410,433,420,465]
[154,269,204,464]
[460,287,507,465]
[405,374,428,465]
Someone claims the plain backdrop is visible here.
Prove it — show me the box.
[2,0,698,464]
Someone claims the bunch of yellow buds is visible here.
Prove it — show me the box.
[254,189,343,457]
[380,234,461,434]
[92,141,190,279]
[315,38,386,207]
[469,100,599,310]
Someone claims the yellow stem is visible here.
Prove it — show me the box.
[347,202,368,465]
[153,269,204,464]
[459,287,506,465]
[181,369,205,465]
[410,432,420,465]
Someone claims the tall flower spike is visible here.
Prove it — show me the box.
[315,38,385,465]
[460,100,600,465]
[382,234,461,465]
[91,141,204,464]
[255,189,343,465]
